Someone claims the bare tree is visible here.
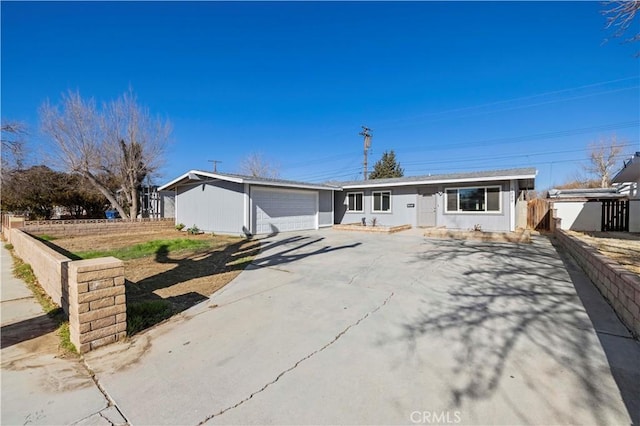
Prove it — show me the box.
[103,90,171,218]
[602,1,640,53]
[239,152,280,178]
[1,120,27,170]
[40,90,171,219]
[583,136,624,188]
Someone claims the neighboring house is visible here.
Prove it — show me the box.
[612,151,640,232]
[548,188,627,232]
[139,186,175,219]
[334,168,536,232]
[548,152,640,233]
[158,171,337,236]
[160,167,536,235]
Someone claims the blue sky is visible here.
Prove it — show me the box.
[2,1,639,189]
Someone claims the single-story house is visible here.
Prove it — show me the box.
[548,152,640,233]
[159,167,537,236]
[333,168,536,232]
[158,171,338,236]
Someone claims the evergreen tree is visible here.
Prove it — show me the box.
[368,150,404,179]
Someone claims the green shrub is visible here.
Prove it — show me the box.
[187,224,200,235]
[175,223,185,231]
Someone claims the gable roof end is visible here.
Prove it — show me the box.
[159,170,340,191]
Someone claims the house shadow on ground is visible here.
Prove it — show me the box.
[388,237,638,425]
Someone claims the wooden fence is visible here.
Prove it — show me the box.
[527,199,551,231]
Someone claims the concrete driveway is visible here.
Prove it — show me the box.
[85,229,639,425]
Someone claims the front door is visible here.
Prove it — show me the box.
[418,193,436,227]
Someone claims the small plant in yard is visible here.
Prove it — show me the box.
[369,217,378,227]
[57,321,77,354]
[37,234,57,241]
[4,243,14,250]
[187,224,201,235]
[472,224,483,232]
[175,223,185,231]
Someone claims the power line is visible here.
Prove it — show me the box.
[377,86,639,129]
[287,122,639,181]
[283,120,638,175]
[400,142,639,167]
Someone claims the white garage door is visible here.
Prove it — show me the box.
[252,187,318,234]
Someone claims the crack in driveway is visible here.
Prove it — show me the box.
[199,291,395,424]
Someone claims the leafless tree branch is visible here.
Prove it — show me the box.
[582,135,625,188]
[602,1,640,52]
[239,152,280,178]
[1,120,27,170]
[40,90,171,219]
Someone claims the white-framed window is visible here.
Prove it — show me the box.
[372,190,391,213]
[346,192,364,212]
[445,186,501,213]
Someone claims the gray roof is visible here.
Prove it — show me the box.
[547,187,626,199]
[161,167,537,192]
[159,170,340,191]
[213,171,341,189]
[612,151,640,184]
[335,167,537,188]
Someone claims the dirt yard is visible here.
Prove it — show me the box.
[50,229,260,314]
[567,231,640,275]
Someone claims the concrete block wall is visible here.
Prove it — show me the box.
[555,229,640,338]
[22,218,174,239]
[6,228,127,353]
[1,215,27,243]
[9,228,69,306]
[66,258,126,353]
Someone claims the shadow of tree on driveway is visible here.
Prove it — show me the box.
[394,237,630,424]
[126,234,361,334]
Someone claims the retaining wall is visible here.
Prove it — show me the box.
[555,229,640,338]
[21,218,174,238]
[10,229,69,306]
[6,228,126,352]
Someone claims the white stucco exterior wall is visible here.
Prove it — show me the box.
[554,201,602,231]
[630,199,640,232]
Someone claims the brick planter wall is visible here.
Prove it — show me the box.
[66,258,126,353]
[23,218,174,238]
[555,229,640,338]
[10,228,69,306]
[7,228,127,353]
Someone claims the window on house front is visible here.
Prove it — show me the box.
[445,186,501,213]
[372,191,391,212]
[346,192,364,212]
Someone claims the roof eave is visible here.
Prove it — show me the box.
[158,170,244,191]
[341,173,538,189]
[246,179,341,191]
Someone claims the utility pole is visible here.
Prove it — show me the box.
[359,126,372,180]
[208,160,222,173]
